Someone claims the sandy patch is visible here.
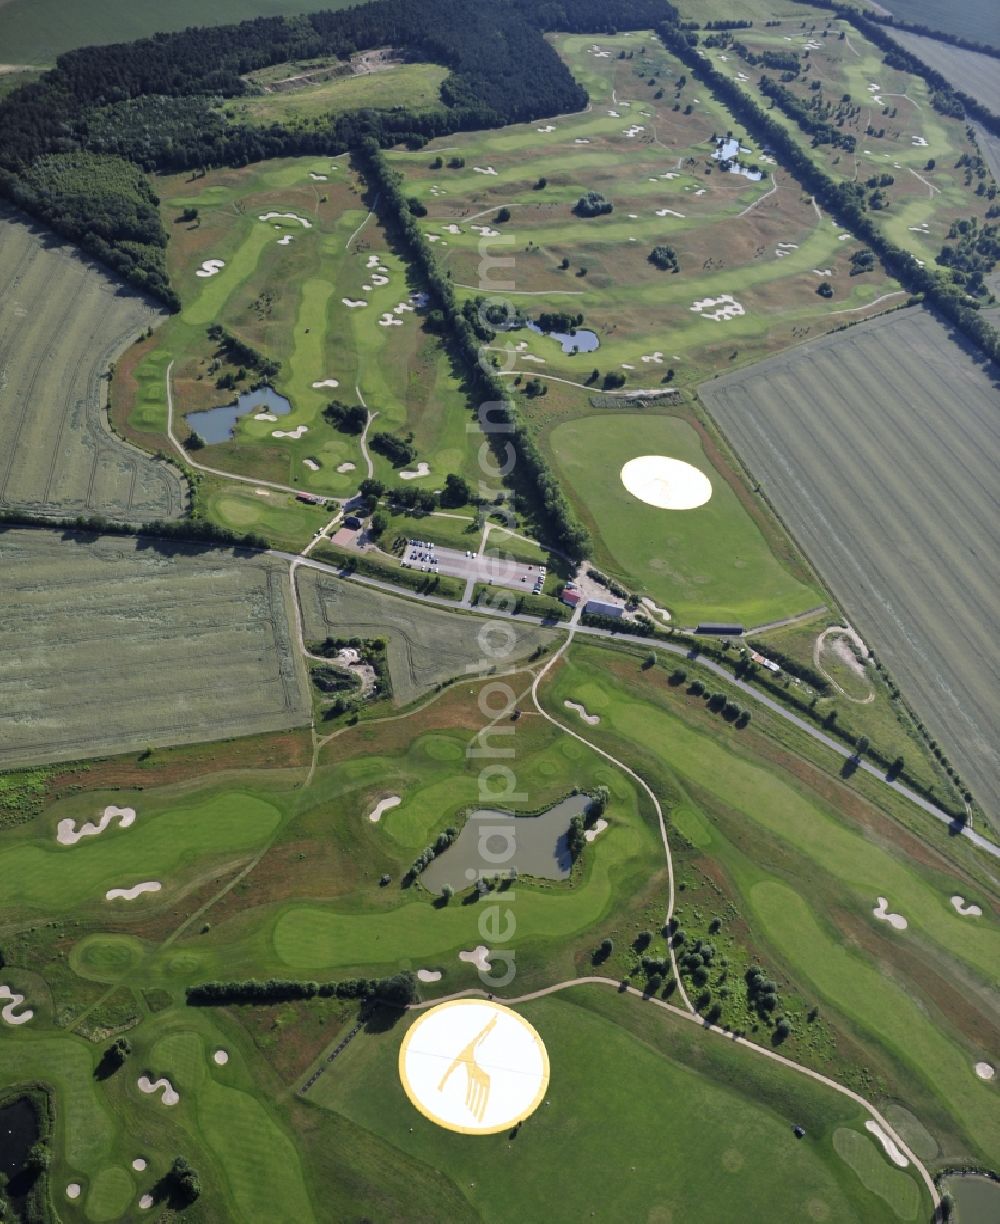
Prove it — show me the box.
[621,455,712,511]
[813,268,833,277]
[132,1158,147,1172]
[254,489,270,496]
[213,1049,229,1066]
[521,354,546,364]
[272,425,308,439]
[444,224,463,235]
[584,818,608,844]
[873,897,907,930]
[574,138,591,144]
[473,166,497,175]
[608,109,620,118]
[57,804,136,846]
[362,283,373,291]
[139,1196,154,1210]
[312,379,339,389]
[394,301,414,314]
[258,211,312,228]
[336,461,356,474]
[624,124,645,138]
[0,985,33,1025]
[342,298,368,308]
[379,313,403,327]
[400,462,430,480]
[690,294,745,321]
[975,1061,995,1080]
[417,969,442,983]
[138,1075,179,1105]
[195,259,224,278]
[538,124,557,133]
[366,254,380,267]
[107,881,161,902]
[309,172,327,180]
[950,895,983,917]
[66,1184,82,1200]
[368,795,401,823]
[371,274,389,286]
[277,235,294,246]
[471,225,500,237]
[655,208,685,218]
[254,411,278,421]
[865,1121,909,1167]
[564,699,600,725]
[303,459,320,471]
[459,946,492,971]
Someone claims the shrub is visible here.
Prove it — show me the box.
[573,190,613,217]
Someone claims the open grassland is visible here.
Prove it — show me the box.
[0,528,309,767]
[700,307,1000,824]
[229,61,448,126]
[548,410,821,625]
[695,13,999,268]
[312,987,926,1223]
[388,30,902,393]
[544,642,1000,1167]
[887,29,1000,113]
[117,156,481,543]
[0,0,354,64]
[295,565,557,706]
[0,212,185,523]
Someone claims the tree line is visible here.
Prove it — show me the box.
[186,971,416,1007]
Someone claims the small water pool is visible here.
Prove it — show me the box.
[526,321,600,353]
[420,794,592,894]
[185,385,291,444]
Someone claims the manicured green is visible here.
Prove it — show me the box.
[832,1128,922,1220]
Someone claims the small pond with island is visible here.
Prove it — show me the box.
[185,385,291,444]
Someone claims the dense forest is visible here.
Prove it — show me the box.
[0,0,670,300]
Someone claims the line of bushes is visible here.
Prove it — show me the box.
[0,509,267,551]
[745,638,831,694]
[312,541,465,600]
[186,971,416,1007]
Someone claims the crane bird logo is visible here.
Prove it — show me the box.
[399,999,549,1134]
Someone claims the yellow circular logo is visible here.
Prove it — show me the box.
[399,999,550,1135]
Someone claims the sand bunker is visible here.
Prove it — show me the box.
[624,125,645,138]
[342,298,368,308]
[138,1075,179,1105]
[950,895,983,917]
[139,1196,154,1210]
[873,897,907,930]
[309,172,327,181]
[521,354,546,364]
[368,796,401,823]
[641,352,664,364]
[655,208,685,218]
[865,1120,909,1167]
[277,235,294,246]
[621,455,712,511]
[379,313,403,327]
[975,1062,995,1080]
[272,425,308,439]
[366,254,380,267]
[57,804,135,846]
[362,283,373,291]
[254,411,278,421]
[213,1049,229,1066]
[336,461,356,474]
[303,459,320,471]
[417,969,442,983]
[66,1184,81,1200]
[107,882,161,902]
[459,946,492,971]
[538,124,556,133]
[312,379,339,389]
[371,274,389,286]
[473,166,497,175]
[0,985,33,1025]
[584,818,608,844]
[195,259,224,278]
[258,211,312,228]
[574,138,591,144]
[132,1159,147,1172]
[400,462,431,480]
[564,699,600,725]
[690,294,745,321]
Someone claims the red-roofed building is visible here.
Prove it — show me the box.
[561,588,582,608]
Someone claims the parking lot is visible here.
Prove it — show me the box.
[401,540,546,593]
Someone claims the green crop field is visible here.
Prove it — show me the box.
[548,411,822,625]
[295,565,557,706]
[310,986,927,1223]
[0,0,354,65]
[230,62,448,126]
[0,212,185,523]
[116,155,484,546]
[700,306,1000,825]
[0,527,310,767]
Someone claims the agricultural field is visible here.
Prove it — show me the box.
[887,29,1000,113]
[0,211,186,523]
[0,0,355,64]
[700,306,1000,825]
[0,527,310,768]
[228,60,448,127]
[115,155,482,546]
[694,10,999,269]
[295,564,557,706]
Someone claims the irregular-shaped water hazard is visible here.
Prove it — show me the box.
[186,386,291,444]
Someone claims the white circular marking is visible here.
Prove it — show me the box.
[974,1061,994,1081]
[399,1000,549,1134]
[620,455,712,510]
[66,1184,82,1199]
[132,1158,147,1171]
[213,1049,229,1066]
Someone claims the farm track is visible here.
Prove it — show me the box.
[700,307,1000,824]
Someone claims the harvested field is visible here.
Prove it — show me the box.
[700,307,1000,823]
[0,211,185,522]
[0,528,309,766]
[295,566,556,706]
[887,29,1000,114]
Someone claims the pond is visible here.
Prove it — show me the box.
[944,1175,1000,1224]
[526,321,600,353]
[185,385,291,444]
[0,1097,37,1178]
[420,794,591,894]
